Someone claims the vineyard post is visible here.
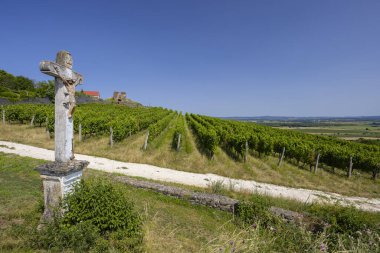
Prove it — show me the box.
[373,165,379,180]
[143,130,149,150]
[46,117,50,139]
[348,156,353,178]
[314,152,320,173]
[78,123,82,142]
[110,127,113,147]
[244,141,248,163]
[278,147,285,167]
[2,108,5,126]
[30,115,35,126]
[176,133,181,151]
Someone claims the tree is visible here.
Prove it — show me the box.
[0,70,16,89]
[35,80,55,102]
[14,76,34,91]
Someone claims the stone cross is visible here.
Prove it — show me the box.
[36,51,88,222]
[40,51,83,162]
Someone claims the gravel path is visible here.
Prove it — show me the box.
[1,140,379,212]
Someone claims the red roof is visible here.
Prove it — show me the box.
[83,91,100,97]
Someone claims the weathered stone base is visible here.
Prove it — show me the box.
[35,160,89,221]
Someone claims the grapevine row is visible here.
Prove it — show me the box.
[190,114,380,176]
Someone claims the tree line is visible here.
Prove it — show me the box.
[0,69,55,102]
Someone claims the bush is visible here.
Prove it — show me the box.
[32,178,144,252]
[236,195,279,227]
[63,179,142,236]
[31,219,100,252]
[307,204,379,234]
[0,91,19,99]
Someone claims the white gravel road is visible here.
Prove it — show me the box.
[1,140,379,212]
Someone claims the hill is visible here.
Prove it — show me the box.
[0,69,142,107]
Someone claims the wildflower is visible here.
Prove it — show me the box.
[355,231,362,236]
[269,226,277,233]
[251,223,257,229]
[320,243,327,252]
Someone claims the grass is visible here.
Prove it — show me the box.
[1,122,380,199]
[1,153,379,252]
[0,153,44,252]
[0,152,240,252]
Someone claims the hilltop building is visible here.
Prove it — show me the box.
[83,90,101,99]
[113,91,127,103]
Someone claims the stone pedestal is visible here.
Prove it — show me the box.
[35,160,89,221]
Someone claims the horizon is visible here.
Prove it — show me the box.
[219,115,380,118]
[1,0,379,117]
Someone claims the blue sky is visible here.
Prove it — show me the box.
[1,0,379,117]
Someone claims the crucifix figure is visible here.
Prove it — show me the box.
[36,51,88,222]
[40,51,83,162]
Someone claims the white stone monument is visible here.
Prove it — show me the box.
[35,51,88,221]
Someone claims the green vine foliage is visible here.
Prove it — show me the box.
[147,111,176,142]
[189,113,380,175]
[172,113,185,150]
[3,103,379,176]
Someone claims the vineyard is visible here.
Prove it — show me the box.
[186,114,380,178]
[2,104,380,180]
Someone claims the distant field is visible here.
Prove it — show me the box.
[269,121,380,140]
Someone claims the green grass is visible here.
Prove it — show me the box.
[1,153,380,252]
[0,153,44,252]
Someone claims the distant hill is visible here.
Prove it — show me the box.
[223,116,380,122]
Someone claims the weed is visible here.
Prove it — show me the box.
[209,180,225,194]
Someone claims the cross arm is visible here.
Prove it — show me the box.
[40,61,61,78]
[39,61,84,85]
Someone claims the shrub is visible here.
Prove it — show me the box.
[32,178,144,252]
[307,204,379,234]
[0,91,19,99]
[236,195,279,227]
[31,219,100,252]
[63,179,142,237]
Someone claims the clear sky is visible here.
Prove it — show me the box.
[1,0,379,117]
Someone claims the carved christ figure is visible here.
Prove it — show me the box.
[40,51,83,118]
[55,51,82,118]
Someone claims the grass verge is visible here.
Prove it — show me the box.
[1,153,380,252]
